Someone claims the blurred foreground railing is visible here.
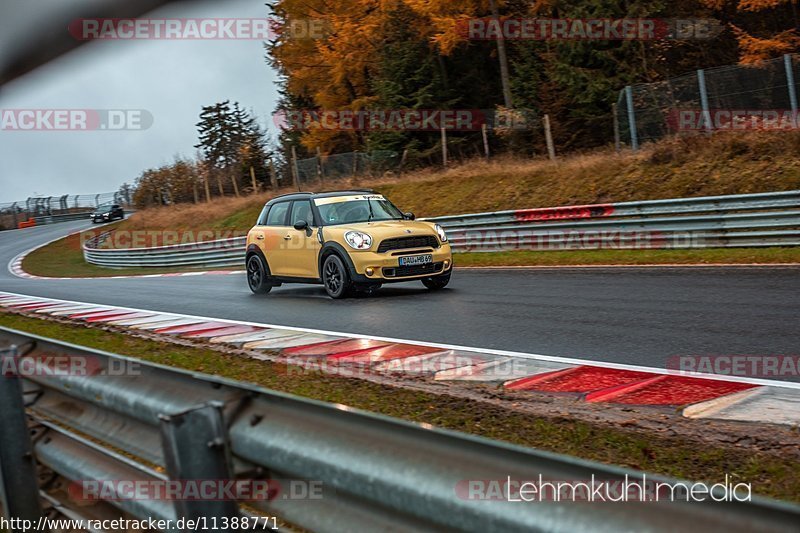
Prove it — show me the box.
[1,327,799,532]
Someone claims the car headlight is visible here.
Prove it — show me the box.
[434,224,448,242]
[344,231,372,250]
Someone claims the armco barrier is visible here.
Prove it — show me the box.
[1,326,799,531]
[81,191,800,268]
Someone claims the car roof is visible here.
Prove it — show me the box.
[265,189,377,205]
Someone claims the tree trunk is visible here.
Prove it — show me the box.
[488,0,513,108]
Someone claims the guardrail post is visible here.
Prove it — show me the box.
[159,402,240,521]
[624,86,639,151]
[0,347,46,526]
[697,69,713,133]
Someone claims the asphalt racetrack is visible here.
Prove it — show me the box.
[2,221,799,378]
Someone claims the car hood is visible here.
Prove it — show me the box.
[331,220,437,234]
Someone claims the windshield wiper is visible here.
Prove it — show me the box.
[367,199,375,222]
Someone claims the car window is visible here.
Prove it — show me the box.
[256,204,270,226]
[290,200,313,226]
[265,202,290,226]
[316,198,403,225]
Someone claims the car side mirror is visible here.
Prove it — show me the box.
[404,212,415,220]
[293,220,309,231]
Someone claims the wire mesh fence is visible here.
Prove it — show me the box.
[0,191,132,230]
[293,150,401,188]
[616,54,800,147]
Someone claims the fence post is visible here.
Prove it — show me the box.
[697,69,713,133]
[624,86,639,151]
[543,114,556,161]
[0,347,46,525]
[269,160,278,189]
[441,127,448,166]
[316,147,324,184]
[785,54,798,126]
[291,145,300,191]
[159,402,240,521]
[612,103,621,153]
[399,149,409,174]
[481,123,490,160]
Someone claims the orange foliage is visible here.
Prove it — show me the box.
[701,0,799,63]
[271,0,498,152]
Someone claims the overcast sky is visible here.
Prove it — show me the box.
[0,0,280,202]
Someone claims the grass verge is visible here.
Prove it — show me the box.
[21,234,799,278]
[454,247,800,267]
[1,311,798,502]
[121,131,800,234]
[20,225,241,278]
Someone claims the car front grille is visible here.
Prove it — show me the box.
[382,262,443,278]
[377,235,439,253]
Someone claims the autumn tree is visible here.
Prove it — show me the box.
[195,101,271,196]
[701,0,800,63]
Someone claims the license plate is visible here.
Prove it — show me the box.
[399,254,433,266]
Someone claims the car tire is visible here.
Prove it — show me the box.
[322,254,352,299]
[422,271,451,290]
[246,254,272,295]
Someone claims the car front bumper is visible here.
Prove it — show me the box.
[349,244,453,282]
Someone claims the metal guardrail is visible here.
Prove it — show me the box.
[83,235,247,268]
[1,326,799,532]
[81,191,800,269]
[1,191,133,231]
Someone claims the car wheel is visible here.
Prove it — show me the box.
[422,271,451,290]
[247,254,272,295]
[322,254,352,299]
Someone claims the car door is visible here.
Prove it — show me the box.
[258,201,292,276]
[281,199,321,278]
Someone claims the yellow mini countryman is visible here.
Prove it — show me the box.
[245,190,452,298]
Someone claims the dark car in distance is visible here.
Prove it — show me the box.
[91,204,125,223]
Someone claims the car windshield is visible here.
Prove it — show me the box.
[315,196,403,225]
